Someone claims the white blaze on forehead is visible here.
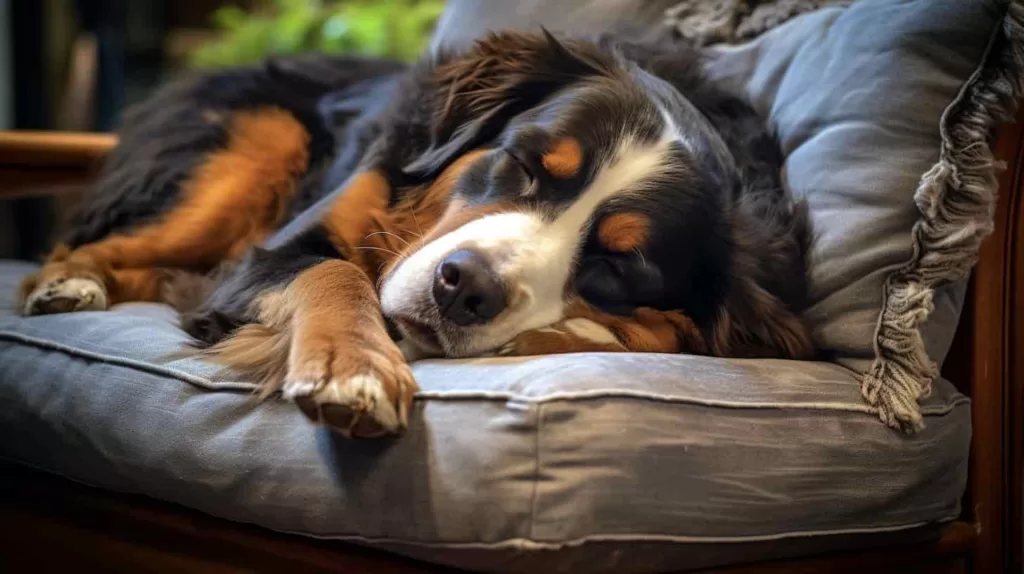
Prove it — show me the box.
[548,131,676,245]
[380,127,678,357]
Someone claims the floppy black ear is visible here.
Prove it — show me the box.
[403,29,617,178]
[710,278,815,360]
[402,101,510,176]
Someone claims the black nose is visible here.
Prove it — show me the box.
[433,249,507,326]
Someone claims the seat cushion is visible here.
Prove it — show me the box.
[430,0,1024,432]
[0,261,970,572]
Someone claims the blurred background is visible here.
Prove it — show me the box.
[0,0,444,259]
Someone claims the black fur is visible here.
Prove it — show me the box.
[67,30,812,359]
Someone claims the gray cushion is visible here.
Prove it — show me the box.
[0,261,970,571]
[430,0,1022,431]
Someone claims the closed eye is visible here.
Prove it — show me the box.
[506,150,536,193]
[574,254,665,315]
[574,257,632,313]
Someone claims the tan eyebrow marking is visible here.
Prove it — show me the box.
[597,212,650,253]
[541,137,583,179]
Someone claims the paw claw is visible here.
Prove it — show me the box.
[286,371,414,438]
[281,379,318,400]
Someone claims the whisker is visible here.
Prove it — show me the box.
[634,247,648,268]
[355,245,401,258]
[410,210,425,238]
[364,230,411,247]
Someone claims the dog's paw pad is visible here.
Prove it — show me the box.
[288,373,405,438]
[23,276,108,316]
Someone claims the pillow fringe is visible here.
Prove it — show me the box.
[662,0,841,46]
[864,0,1024,432]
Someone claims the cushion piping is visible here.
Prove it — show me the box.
[0,329,969,415]
[863,0,1024,431]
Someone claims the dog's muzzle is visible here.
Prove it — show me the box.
[431,249,508,326]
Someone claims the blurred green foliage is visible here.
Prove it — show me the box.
[190,0,445,68]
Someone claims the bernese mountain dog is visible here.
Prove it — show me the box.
[18,30,814,438]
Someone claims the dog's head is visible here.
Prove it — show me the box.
[378,31,810,360]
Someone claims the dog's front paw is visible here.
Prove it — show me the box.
[21,267,108,316]
[283,333,418,438]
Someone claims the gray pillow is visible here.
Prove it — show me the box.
[431,0,1024,431]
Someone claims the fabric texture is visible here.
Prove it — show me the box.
[431,0,1024,431]
[662,0,848,47]
[0,260,968,571]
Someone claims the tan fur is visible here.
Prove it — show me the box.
[597,212,649,253]
[577,301,707,354]
[71,107,308,269]
[17,273,39,307]
[370,149,497,282]
[505,299,708,356]
[541,137,583,179]
[108,268,172,304]
[505,327,625,356]
[197,150,497,430]
[313,149,493,286]
[201,323,292,400]
[200,260,417,429]
[710,280,814,360]
[21,107,309,312]
[321,170,392,265]
[21,247,110,294]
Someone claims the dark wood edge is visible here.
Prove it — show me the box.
[957,108,1024,573]
[695,523,975,574]
[0,131,116,200]
[0,463,451,573]
[0,131,117,167]
[1007,119,1024,574]
[0,463,974,574]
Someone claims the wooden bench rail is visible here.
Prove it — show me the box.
[0,131,117,199]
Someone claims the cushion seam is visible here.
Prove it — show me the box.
[414,390,970,416]
[528,402,543,541]
[0,330,252,392]
[0,329,969,414]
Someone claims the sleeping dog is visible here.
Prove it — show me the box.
[18,31,814,438]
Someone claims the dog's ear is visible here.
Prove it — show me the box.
[710,277,815,360]
[404,29,617,177]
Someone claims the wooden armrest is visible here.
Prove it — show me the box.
[0,131,117,168]
[0,131,117,199]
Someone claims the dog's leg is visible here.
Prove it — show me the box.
[285,260,417,437]
[20,260,174,315]
[21,108,308,316]
[499,300,708,356]
[183,167,419,437]
[203,259,417,438]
